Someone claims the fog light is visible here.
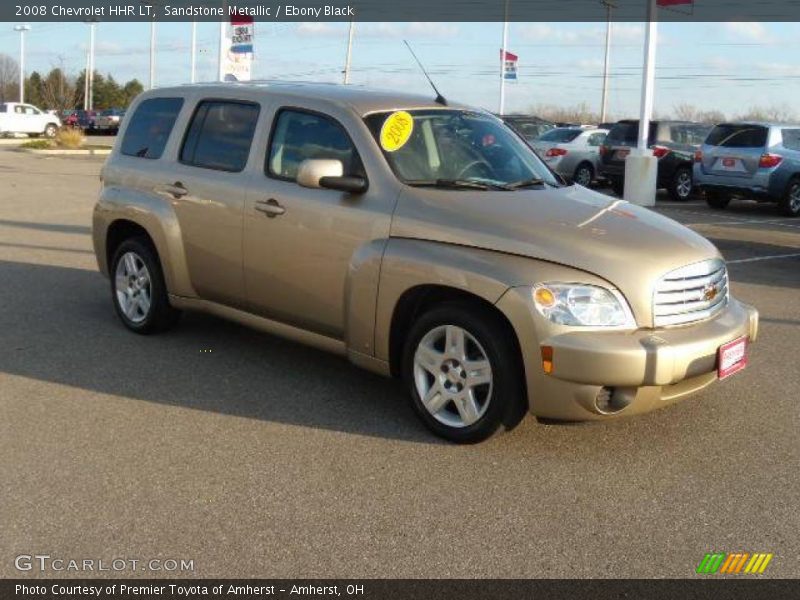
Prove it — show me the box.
[541,345,553,374]
[595,387,614,413]
[594,387,633,415]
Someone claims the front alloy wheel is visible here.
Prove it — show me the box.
[413,325,493,428]
[403,303,526,443]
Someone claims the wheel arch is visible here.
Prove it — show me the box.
[387,284,524,382]
[93,186,195,297]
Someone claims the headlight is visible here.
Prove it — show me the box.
[533,283,635,328]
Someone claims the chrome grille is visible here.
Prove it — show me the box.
[653,259,729,327]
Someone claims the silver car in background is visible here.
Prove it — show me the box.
[694,122,800,216]
[531,127,609,186]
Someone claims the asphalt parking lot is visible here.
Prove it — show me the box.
[1,148,798,579]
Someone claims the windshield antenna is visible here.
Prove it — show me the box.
[403,40,447,106]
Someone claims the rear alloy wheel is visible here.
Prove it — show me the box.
[111,237,180,334]
[780,179,800,217]
[44,123,58,138]
[573,163,594,187]
[705,189,731,210]
[669,166,693,201]
[403,303,525,443]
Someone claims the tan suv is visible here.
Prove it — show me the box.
[92,83,758,443]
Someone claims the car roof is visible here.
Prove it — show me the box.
[715,120,800,128]
[147,81,470,116]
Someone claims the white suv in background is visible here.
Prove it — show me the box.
[0,102,61,138]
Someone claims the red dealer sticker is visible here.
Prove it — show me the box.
[718,336,748,379]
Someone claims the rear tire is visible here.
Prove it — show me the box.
[609,177,625,197]
[573,162,594,187]
[780,178,800,217]
[402,302,526,444]
[705,189,731,210]
[668,166,694,202]
[43,123,58,138]
[110,237,180,335]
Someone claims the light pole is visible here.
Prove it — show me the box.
[600,1,616,122]
[499,0,509,115]
[190,20,197,83]
[83,20,98,110]
[13,24,30,103]
[343,21,354,84]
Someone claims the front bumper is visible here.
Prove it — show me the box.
[497,289,758,421]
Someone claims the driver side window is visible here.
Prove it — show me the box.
[267,109,363,182]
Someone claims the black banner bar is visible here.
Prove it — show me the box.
[3,579,800,600]
[6,0,800,23]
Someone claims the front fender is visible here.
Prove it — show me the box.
[372,238,560,364]
[92,186,195,297]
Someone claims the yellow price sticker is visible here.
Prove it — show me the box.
[379,111,414,152]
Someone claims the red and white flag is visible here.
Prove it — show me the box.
[501,49,518,81]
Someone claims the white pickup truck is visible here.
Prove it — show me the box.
[0,102,61,137]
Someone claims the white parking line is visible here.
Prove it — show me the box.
[727,252,800,264]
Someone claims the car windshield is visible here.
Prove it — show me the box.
[364,109,560,189]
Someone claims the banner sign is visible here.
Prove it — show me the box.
[231,14,254,54]
[222,12,254,81]
[501,50,518,81]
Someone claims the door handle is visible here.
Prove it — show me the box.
[164,181,188,199]
[255,198,286,218]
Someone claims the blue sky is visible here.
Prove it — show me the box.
[0,20,798,118]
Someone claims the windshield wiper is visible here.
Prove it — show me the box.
[407,179,512,191]
[506,177,547,190]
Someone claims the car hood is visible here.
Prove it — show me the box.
[391,184,721,326]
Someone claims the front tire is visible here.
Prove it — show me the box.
[705,189,731,210]
[780,178,800,217]
[668,166,693,201]
[110,237,180,334]
[402,303,526,443]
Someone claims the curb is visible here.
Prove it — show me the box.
[16,147,112,156]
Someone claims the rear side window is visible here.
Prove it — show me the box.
[606,122,656,144]
[587,132,607,146]
[668,124,712,146]
[705,124,768,148]
[120,97,184,159]
[0,104,6,113]
[538,128,581,143]
[781,129,800,151]
[181,100,260,172]
[267,109,362,181]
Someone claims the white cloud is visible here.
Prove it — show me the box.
[724,22,769,42]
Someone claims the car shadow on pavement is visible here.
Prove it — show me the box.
[0,259,444,445]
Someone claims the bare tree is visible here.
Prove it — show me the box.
[0,54,20,103]
[530,102,601,125]
[735,104,797,123]
[673,103,699,122]
[39,57,81,112]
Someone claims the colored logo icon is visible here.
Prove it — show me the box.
[696,552,774,574]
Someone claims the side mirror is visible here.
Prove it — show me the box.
[296,159,368,194]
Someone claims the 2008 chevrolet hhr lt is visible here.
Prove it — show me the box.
[92,82,758,443]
